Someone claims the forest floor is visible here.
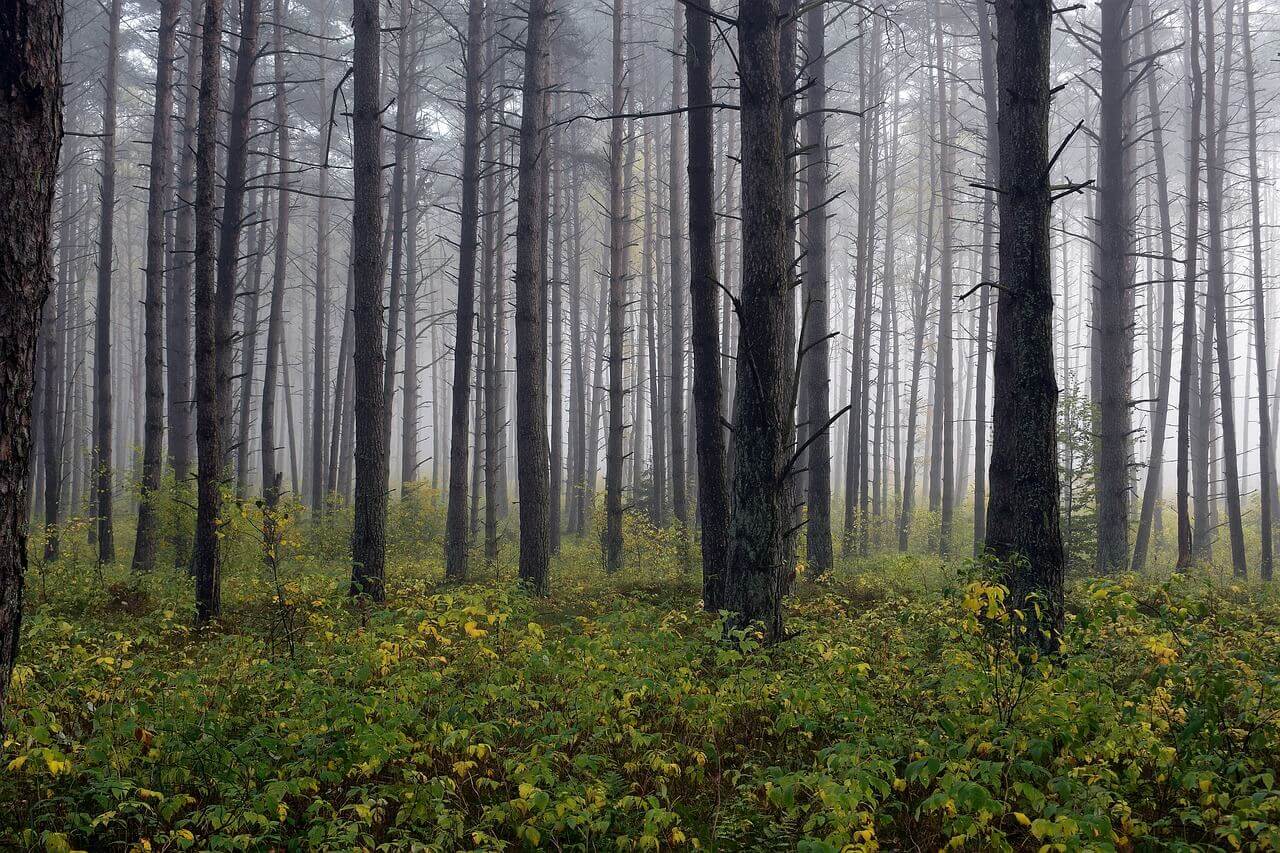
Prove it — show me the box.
[6,509,1280,851]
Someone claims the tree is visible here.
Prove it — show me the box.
[514,0,552,593]
[132,0,181,574]
[801,0,832,575]
[444,0,485,582]
[0,0,62,724]
[668,0,689,545]
[350,0,388,601]
[985,0,1064,652]
[723,0,792,641]
[686,0,728,609]
[92,0,123,564]
[192,0,228,624]
[602,0,627,574]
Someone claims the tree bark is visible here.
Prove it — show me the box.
[132,0,180,573]
[444,0,484,580]
[669,0,689,541]
[0,0,62,724]
[514,0,552,593]
[350,0,388,601]
[687,0,728,607]
[724,0,791,641]
[602,0,627,574]
[1176,0,1202,569]
[986,0,1064,652]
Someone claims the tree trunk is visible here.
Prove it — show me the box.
[724,0,790,641]
[669,0,689,541]
[132,0,180,573]
[92,0,122,564]
[986,0,1063,652]
[514,0,551,593]
[550,101,565,548]
[973,0,998,554]
[687,0,728,606]
[261,0,291,507]
[602,0,627,574]
[1242,0,1273,579]
[444,0,484,580]
[350,0,387,600]
[1095,0,1134,573]
[931,1,955,556]
[310,168,330,510]
[1176,0,1202,569]
[193,0,229,623]
[1130,0,1178,572]
[0,0,61,722]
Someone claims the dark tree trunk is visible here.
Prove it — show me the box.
[132,0,180,574]
[168,0,201,566]
[1202,0,1246,577]
[1176,0,1202,569]
[1095,0,1134,573]
[602,0,627,574]
[986,0,1064,652]
[350,0,387,601]
[1242,0,1273,579]
[310,168,330,510]
[261,0,291,507]
[443,0,484,581]
[0,0,62,723]
[92,0,122,564]
[724,0,791,641]
[686,0,728,607]
[802,0,832,575]
[514,0,552,593]
[932,1,955,556]
[193,0,228,623]
[669,0,688,541]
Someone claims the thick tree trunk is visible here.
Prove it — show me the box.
[443,0,484,580]
[686,0,728,607]
[350,0,388,601]
[724,0,791,641]
[132,0,180,573]
[193,0,228,623]
[0,0,62,723]
[514,0,551,593]
[986,0,1063,651]
[92,0,122,563]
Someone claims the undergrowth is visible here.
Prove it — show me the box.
[5,507,1280,851]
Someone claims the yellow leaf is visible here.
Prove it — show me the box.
[464,620,487,638]
[7,755,27,771]
[1014,812,1031,827]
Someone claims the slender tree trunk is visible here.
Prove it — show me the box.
[1242,0,1273,579]
[1131,0,1178,572]
[602,0,628,573]
[1176,0,1203,568]
[444,0,484,580]
[261,0,291,507]
[1202,0,1246,577]
[550,101,564,549]
[193,0,229,623]
[235,190,269,495]
[132,0,180,573]
[669,0,688,541]
[986,0,1063,652]
[350,0,387,600]
[92,0,122,563]
[973,0,998,554]
[514,0,552,592]
[801,0,832,575]
[310,169,330,510]
[402,158,421,493]
[168,0,201,566]
[931,0,955,556]
[687,0,727,605]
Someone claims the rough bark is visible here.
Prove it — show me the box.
[986,0,1064,652]
[0,0,62,724]
[514,0,551,593]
